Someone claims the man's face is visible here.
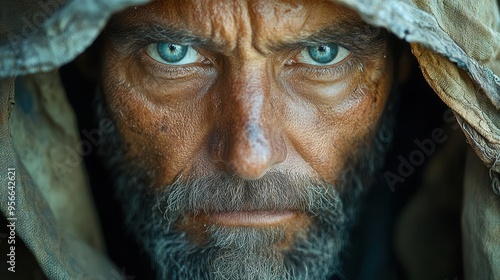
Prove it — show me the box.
[100,0,395,278]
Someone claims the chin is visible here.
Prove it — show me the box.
[96,92,396,279]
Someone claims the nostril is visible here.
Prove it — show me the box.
[208,121,288,180]
[208,124,277,179]
[227,126,273,179]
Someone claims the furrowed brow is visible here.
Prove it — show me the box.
[104,21,212,53]
[268,21,387,55]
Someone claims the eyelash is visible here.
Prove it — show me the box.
[136,43,356,79]
[286,56,356,78]
[137,45,215,79]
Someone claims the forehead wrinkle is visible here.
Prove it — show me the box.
[247,0,377,56]
[254,16,385,55]
[193,0,254,55]
[107,3,242,54]
[202,1,237,52]
[111,0,384,57]
[248,0,309,56]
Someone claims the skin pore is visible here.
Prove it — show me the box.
[99,0,398,278]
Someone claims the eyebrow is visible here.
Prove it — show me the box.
[267,22,387,55]
[105,18,387,55]
[105,21,212,53]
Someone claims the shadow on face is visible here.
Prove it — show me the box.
[102,0,395,184]
[98,0,406,279]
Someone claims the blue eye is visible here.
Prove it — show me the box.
[307,44,339,64]
[156,42,188,63]
[146,42,202,65]
[297,44,351,66]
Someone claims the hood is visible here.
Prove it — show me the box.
[0,0,498,279]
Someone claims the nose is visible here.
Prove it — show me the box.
[210,65,285,180]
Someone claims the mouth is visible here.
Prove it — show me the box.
[208,211,298,226]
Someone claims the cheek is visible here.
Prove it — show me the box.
[101,51,213,184]
[285,61,393,183]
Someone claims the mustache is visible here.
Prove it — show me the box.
[142,171,345,223]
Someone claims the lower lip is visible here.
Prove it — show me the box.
[209,211,297,226]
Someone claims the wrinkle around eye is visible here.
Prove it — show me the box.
[282,58,357,83]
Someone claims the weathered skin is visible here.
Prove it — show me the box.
[102,0,395,239]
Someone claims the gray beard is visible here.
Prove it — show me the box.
[114,172,348,280]
[96,91,395,280]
